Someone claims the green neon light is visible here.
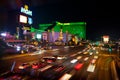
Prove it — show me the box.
[37,22,86,39]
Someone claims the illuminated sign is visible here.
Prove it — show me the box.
[22,26,30,30]
[28,17,33,24]
[103,35,109,43]
[21,5,32,16]
[19,15,27,23]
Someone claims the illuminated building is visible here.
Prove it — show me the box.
[31,21,86,43]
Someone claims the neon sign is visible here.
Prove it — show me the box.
[28,17,33,24]
[21,5,32,16]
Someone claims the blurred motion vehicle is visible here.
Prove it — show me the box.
[56,55,67,60]
[87,64,96,72]
[32,62,40,69]
[41,56,56,63]
[0,39,19,54]
[30,62,47,77]
[18,63,31,70]
[70,54,77,57]
[0,72,24,80]
[89,52,93,55]
[31,62,46,69]
[21,45,37,53]
[41,65,66,80]
[76,56,82,60]
[59,73,72,80]
[53,65,66,72]
[38,65,53,72]
[91,59,97,64]
[77,51,82,54]
[83,57,89,61]
[18,63,31,74]
[70,59,78,63]
[74,63,84,70]
[42,45,52,50]
[83,51,88,54]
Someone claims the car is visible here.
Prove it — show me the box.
[32,62,46,69]
[59,73,72,80]
[42,65,66,80]
[76,56,82,60]
[0,72,23,80]
[32,62,39,69]
[38,65,53,72]
[87,64,96,72]
[70,59,78,63]
[18,63,31,70]
[83,51,88,54]
[83,57,89,61]
[74,63,84,70]
[91,59,96,64]
[77,51,82,54]
[70,54,77,57]
[41,56,56,63]
[56,55,67,60]
[53,65,66,72]
[89,52,93,55]
[30,62,46,76]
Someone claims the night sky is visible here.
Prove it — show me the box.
[0,0,120,40]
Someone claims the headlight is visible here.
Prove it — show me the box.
[16,46,21,51]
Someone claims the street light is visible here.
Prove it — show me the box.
[1,32,7,40]
[1,32,7,37]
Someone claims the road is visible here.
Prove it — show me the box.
[0,46,119,80]
[0,46,84,74]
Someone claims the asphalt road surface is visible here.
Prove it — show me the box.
[0,46,119,80]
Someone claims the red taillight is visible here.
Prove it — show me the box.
[47,60,53,63]
[32,65,38,69]
[74,63,83,70]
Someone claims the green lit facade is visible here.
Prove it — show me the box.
[39,22,86,39]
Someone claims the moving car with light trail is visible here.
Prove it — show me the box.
[74,63,84,70]
[18,63,31,70]
[41,56,56,63]
[41,65,66,80]
[87,64,96,72]
[59,73,72,80]
[70,59,78,63]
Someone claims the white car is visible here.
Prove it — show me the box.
[70,59,78,63]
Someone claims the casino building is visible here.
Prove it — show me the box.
[31,21,86,44]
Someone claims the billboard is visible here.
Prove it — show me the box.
[103,35,109,43]
[19,15,27,23]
